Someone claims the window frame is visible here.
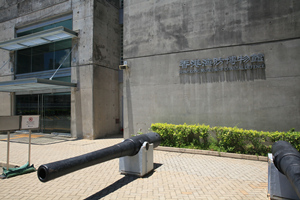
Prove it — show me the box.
[15,15,73,79]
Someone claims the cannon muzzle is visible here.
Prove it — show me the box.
[272,140,300,198]
[37,132,161,182]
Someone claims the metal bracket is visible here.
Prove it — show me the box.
[119,142,154,177]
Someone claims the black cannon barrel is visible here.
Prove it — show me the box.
[272,140,300,198]
[37,132,161,182]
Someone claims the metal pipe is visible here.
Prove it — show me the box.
[6,131,10,170]
[49,43,77,80]
[37,132,161,182]
[28,130,32,165]
[272,140,300,198]
[0,58,10,70]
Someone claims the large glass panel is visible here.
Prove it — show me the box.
[16,39,71,74]
[53,76,71,82]
[16,93,71,133]
[44,19,73,31]
[16,94,39,115]
[54,40,71,69]
[32,43,55,72]
[16,48,32,74]
[43,93,70,133]
[16,18,72,74]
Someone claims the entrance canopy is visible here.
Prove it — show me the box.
[0,78,76,93]
[0,26,78,51]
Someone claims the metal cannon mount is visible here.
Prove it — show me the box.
[37,132,161,182]
[268,140,300,200]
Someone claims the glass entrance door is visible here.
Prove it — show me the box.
[16,93,71,133]
[42,93,70,133]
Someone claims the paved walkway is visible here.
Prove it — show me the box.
[0,133,268,199]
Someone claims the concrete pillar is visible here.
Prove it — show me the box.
[71,0,120,139]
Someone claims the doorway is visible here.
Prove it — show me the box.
[16,93,71,133]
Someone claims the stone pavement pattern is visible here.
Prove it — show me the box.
[0,133,268,199]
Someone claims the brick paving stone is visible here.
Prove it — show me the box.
[0,134,268,199]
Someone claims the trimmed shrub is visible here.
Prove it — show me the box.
[212,126,271,155]
[151,123,300,156]
[151,123,210,149]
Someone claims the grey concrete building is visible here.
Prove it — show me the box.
[0,0,122,139]
[122,0,300,138]
[0,0,299,140]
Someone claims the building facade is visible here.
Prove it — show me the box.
[0,0,122,139]
[122,0,300,138]
[0,0,299,139]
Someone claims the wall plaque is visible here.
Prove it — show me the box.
[179,54,265,74]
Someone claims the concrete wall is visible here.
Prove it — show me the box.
[0,0,69,23]
[93,0,120,138]
[123,0,300,138]
[0,0,121,139]
[71,0,120,139]
[71,0,95,139]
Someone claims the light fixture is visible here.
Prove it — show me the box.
[119,61,129,70]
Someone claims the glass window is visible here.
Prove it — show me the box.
[16,18,72,74]
[17,19,72,37]
[16,93,71,133]
[31,43,55,72]
[54,40,71,69]
[16,48,31,74]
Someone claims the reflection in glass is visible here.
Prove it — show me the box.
[54,40,71,69]
[16,95,39,115]
[16,19,72,74]
[17,39,71,74]
[16,93,71,133]
[43,93,71,133]
[16,48,31,74]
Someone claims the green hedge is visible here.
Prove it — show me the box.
[150,123,210,149]
[151,123,300,156]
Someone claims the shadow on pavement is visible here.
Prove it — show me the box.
[84,163,163,200]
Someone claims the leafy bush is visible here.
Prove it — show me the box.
[151,123,300,156]
[212,126,271,156]
[151,123,210,149]
[269,129,300,152]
